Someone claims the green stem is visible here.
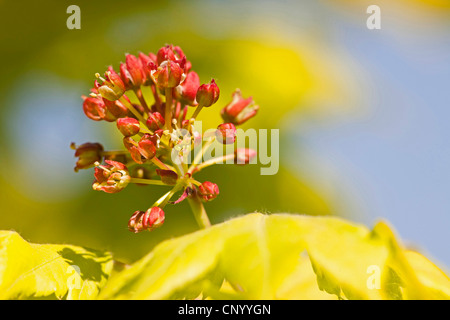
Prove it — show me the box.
[119,96,146,124]
[191,104,203,120]
[129,178,167,186]
[151,157,172,171]
[150,84,162,111]
[134,88,150,115]
[165,88,173,131]
[154,183,185,208]
[187,137,216,175]
[193,153,235,173]
[187,193,211,229]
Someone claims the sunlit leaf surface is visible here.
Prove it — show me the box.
[99,213,450,300]
[0,231,113,299]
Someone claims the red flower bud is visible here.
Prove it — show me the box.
[82,96,117,122]
[142,207,165,231]
[129,145,146,164]
[138,52,156,84]
[117,117,140,137]
[127,54,145,86]
[123,136,145,164]
[234,148,257,165]
[103,98,129,118]
[138,134,158,160]
[71,142,104,172]
[198,181,219,201]
[93,160,131,193]
[153,60,184,88]
[120,54,145,90]
[172,46,185,60]
[128,207,165,233]
[174,71,200,106]
[146,112,165,131]
[221,89,259,125]
[216,123,236,144]
[196,79,220,107]
[122,136,137,150]
[82,97,106,121]
[156,45,177,65]
[184,59,192,74]
[156,169,178,185]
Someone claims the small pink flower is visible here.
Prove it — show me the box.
[71,142,104,172]
[93,160,131,193]
[234,148,257,165]
[128,210,145,233]
[221,89,259,125]
[97,66,126,101]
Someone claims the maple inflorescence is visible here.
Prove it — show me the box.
[72,44,259,232]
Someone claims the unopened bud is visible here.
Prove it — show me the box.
[138,134,158,160]
[127,207,165,233]
[127,54,145,87]
[156,45,177,65]
[82,97,107,121]
[142,207,165,231]
[146,112,165,131]
[103,98,129,118]
[138,52,156,84]
[174,71,200,106]
[117,117,140,137]
[216,123,236,144]
[198,181,219,201]
[154,60,184,88]
[234,148,257,165]
[196,79,220,107]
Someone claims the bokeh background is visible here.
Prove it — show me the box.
[1,0,449,269]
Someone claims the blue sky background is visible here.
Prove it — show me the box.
[291,3,450,268]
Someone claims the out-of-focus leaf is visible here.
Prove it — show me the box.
[99,213,450,300]
[0,231,113,299]
[403,250,450,299]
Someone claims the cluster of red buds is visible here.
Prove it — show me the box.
[72,44,259,232]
